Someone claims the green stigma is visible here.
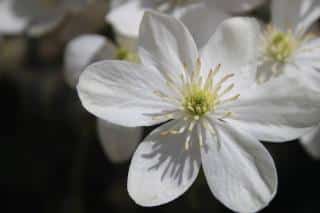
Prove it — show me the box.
[182,84,217,118]
[265,27,298,63]
[116,47,139,63]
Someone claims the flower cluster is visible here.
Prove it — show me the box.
[3,0,320,212]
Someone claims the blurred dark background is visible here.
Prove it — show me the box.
[1,2,320,213]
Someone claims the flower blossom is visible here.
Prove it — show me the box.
[77,11,320,212]
[255,0,320,158]
[64,34,142,163]
[0,0,91,36]
[107,0,265,46]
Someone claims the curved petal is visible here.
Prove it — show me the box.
[138,10,198,85]
[271,0,320,36]
[106,0,144,38]
[128,120,201,207]
[64,34,116,88]
[97,119,143,163]
[291,51,320,93]
[0,0,27,34]
[294,39,320,89]
[77,60,177,127]
[300,125,320,159]
[27,14,64,36]
[179,3,229,49]
[211,0,265,13]
[201,121,277,213]
[200,17,260,85]
[224,75,320,142]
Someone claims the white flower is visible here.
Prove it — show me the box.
[300,125,320,159]
[255,0,320,158]
[256,0,320,87]
[77,11,320,212]
[0,0,90,36]
[64,34,142,163]
[106,0,264,43]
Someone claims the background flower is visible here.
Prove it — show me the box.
[64,34,142,163]
[0,0,91,36]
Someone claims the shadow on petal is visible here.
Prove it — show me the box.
[128,120,201,206]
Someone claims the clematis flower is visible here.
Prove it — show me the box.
[256,0,320,87]
[77,11,320,212]
[254,0,320,158]
[64,34,142,163]
[0,0,90,36]
[106,0,265,42]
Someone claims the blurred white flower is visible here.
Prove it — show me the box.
[256,0,320,87]
[0,0,91,36]
[255,0,320,159]
[106,0,265,41]
[64,34,142,163]
[77,11,320,212]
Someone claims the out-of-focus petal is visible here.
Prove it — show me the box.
[300,125,320,159]
[97,119,142,163]
[64,34,116,88]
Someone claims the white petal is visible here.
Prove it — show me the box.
[201,17,260,81]
[272,0,320,35]
[210,0,265,13]
[295,38,320,70]
[128,120,201,206]
[224,76,320,142]
[64,34,116,88]
[97,119,142,163]
[201,121,277,213]
[106,0,144,38]
[27,14,64,36]
[179,3,229,49]
[0,0,27,34]
[138,10,198,85]
[300,125,320,159]
[290,57,320,93]
[77,60,177,127]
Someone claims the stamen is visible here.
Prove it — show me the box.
[160,125,186,136]
[153,90,179,104]
[215,73,234,88]
[202,119,216,136]
[197,125,203,147]
[152,112,177,121]
[185,133,191,151]
[219,111,233,119]
[191,58,202,81]
[218,84,234,98]
[219,94,240,104]
[182,63,191,84]
[188,121,196,132]
[202,119,221,149]
[204,64,221,89]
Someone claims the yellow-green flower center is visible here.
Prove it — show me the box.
[182,84,217,118]
[264,26,299,63]
[115,47,139,63]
